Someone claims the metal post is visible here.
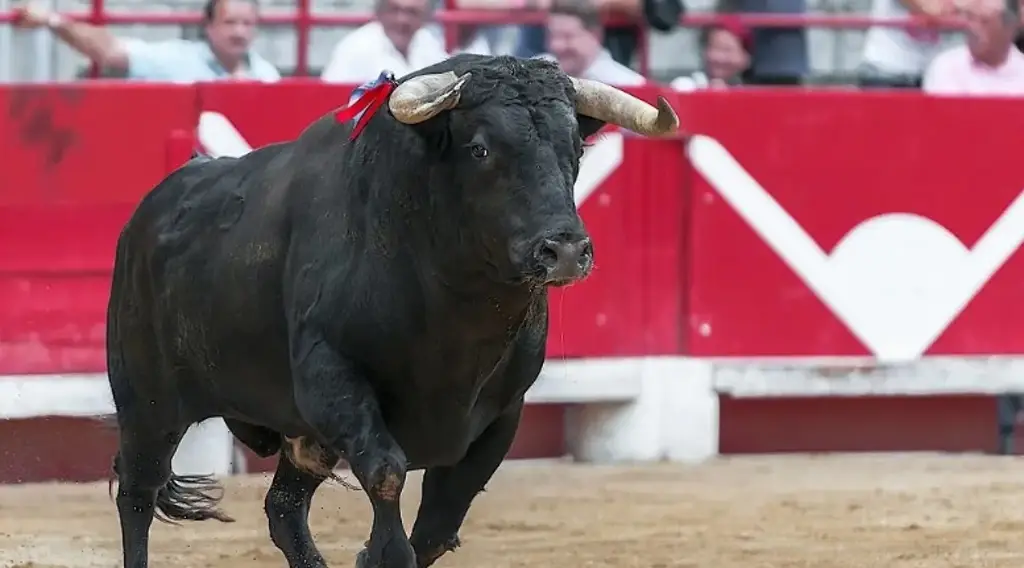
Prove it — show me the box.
[443,0,457,53]
[33,0,53,81]
[88,0,104,78]
[296,0,310,77]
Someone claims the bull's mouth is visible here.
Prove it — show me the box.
[521,263,593,288]
[545,275,585,288]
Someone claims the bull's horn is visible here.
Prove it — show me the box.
[570,77,679,137]
[388,71,471,124]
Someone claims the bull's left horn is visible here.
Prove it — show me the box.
[388,71,471,124]
[570,77,679,137]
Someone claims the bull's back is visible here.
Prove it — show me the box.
[109,146,293,388]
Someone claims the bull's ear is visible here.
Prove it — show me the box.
[577,115,606,141]
[409,114,453,156]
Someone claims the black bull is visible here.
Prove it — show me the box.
[105,54,679,568]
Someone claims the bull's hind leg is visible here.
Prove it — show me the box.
[113,410,233,568]
[408,404,522,568]
[112,412,185,568]
[264,443,339,568]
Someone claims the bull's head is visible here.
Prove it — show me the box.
[384,57,679,288]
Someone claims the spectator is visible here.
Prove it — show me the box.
[449,0,522,56]
[716,0,808,86]
[12,0,280,82]
[514,0,682,67]
[858,0,958,88]
[1017,0,1024,49]
[539,0,645,85]
[321,0,448,84]
[923,0,1024,94]
[671,16,752,90]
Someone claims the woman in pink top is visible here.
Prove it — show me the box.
[922,0,1024,94]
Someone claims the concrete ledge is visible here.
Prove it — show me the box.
[0,374,114,420]
[5,355,1021,473]
[711,355,1024,397]
[528,358,643,404]
[564,357,717,463]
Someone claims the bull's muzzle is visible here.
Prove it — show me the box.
[534,235,594,286]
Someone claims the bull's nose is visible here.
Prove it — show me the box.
[534,236,594,284]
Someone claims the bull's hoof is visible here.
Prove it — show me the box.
[416,535,461,568]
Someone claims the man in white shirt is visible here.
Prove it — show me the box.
[321,0,449,84]
[923,0,1024,94]
[13,0,280,82]
[539,0,645,86]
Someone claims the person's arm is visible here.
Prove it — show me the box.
[14,4,129,70]
[594,0,642,18]
[456,0,527,8]
[899,0,957,18]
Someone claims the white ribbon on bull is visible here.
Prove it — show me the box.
[387,71,681,138]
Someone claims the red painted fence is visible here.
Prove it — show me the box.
[2,82,1023,481]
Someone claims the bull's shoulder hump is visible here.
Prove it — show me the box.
[129,145,288,253]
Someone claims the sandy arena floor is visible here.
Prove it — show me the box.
[3,454,1024,567]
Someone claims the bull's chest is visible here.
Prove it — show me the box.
[380,342,520,467]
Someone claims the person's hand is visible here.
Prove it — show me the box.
[908,0,953,42]
[12,3,57,29]
[919,0,957,19]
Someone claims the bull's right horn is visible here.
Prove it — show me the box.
[570,77,679,137]
[389,71,472,124]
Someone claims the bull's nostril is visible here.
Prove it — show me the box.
[581,240,594,260]
[532,235,593,282]
[536,241,559,268]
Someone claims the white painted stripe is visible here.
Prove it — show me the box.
[0,374,116,420]
[529,357,642,403]
[712,355,1024,398]
[0,358,644,420]
[687,135,1024,364]
[575,133,624,207]
[197,111,253,158]
[6,356,1024,421]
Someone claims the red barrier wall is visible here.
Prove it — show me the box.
[2,83,1020,481]
[681,90,1024,358]
[0,82,689,374]
[1,83,197,375]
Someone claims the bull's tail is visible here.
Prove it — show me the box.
[154,472,234,523]
[108,443,235,524]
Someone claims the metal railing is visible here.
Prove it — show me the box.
[0,2,967,79]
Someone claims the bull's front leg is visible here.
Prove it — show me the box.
[408,403,523,567]
[292,334,414,568]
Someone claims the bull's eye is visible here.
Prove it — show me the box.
[469,144,489,159]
